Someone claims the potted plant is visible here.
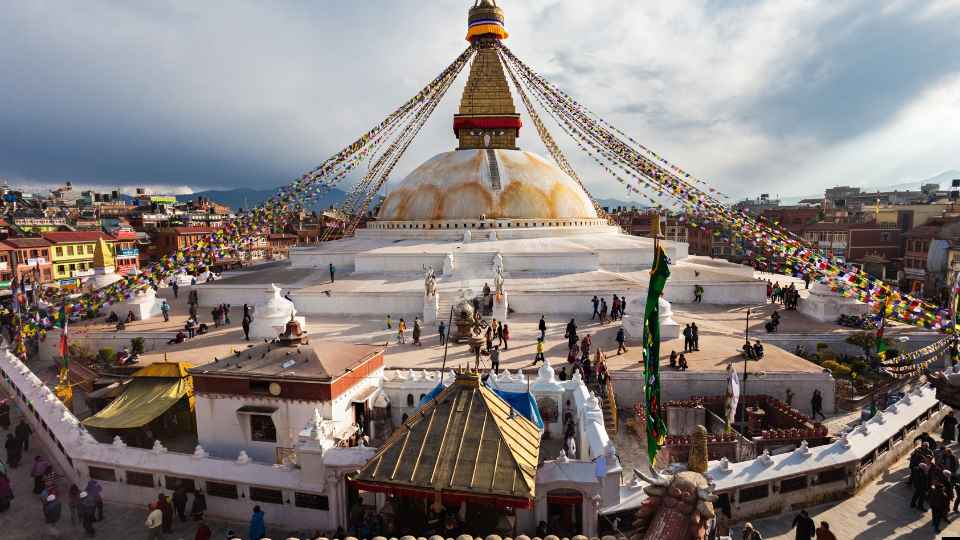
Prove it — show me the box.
[761,430,769,439]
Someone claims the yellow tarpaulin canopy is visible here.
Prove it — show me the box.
[81,378,191,429]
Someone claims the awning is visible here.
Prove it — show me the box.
[82,378,191,429]
[236,405,278,415]
[351,386,379,404]
[547,490,583,504]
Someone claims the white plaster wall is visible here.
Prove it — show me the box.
[663,281,767,305]
[612,371,837,415]
[355,253,449,273]
[505,252,599,272]
[291,291,422,315]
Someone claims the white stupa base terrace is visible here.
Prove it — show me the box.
[112,288,167,321]
[194,231,766,314]
[799,282,873,322]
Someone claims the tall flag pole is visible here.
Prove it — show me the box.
[875,297,889,361]
[725,363,740,433]
[643,212,669,465]
[58,305,69,383]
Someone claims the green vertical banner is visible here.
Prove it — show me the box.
[643,245,670,465]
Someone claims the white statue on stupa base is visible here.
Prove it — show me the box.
[85,237,166,321]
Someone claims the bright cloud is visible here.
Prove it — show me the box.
[0,0,957,201]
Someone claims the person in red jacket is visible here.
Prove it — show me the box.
[194,520,212,540]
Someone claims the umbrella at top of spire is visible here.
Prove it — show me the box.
[466,0,509,42]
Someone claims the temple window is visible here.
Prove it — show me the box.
[406,394,414,406]
[249,415,277,443]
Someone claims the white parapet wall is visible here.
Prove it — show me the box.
[0,350,368,532]
[708,383,947,523]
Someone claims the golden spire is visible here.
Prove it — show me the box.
[92,237,115,269]
[454,2,520,150]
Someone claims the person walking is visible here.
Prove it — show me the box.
[329,263,336,283]
[171,282,179,298]
[172,481,189,522]
[31,455,47,493]
[242,315,251,341]
[438,321,446,345]
[85,480,104,521]
[412,319,422,346]
[387,315,392,330]
[190,489,206,522]
[814,522,836,540]
[616,327,628,355]
[694,284,703,303]
[811,390,826,421]
[599,299,610,324]
[68,484,81,525]
[15,419,32,451]
[484,326,493,352]
[157,492,174,533]
[941,447,959,475]
[533,338,545,365]
[742,523,762,540]
[907,446,924,487]
[211,307,220,328]
[502,324,510,350]
[161,300,170,322]
[690,322,700,351]
[43,465,60,489]
[591,296,600,319]
[929,482,950,532]
[611,296,620,321]
[145,502,164,540]
[186,317,196,339]
[790,509,815,539]
[398,319,406,344]
[911,462,930,510]
[490,346,500,375]
[250,505,266,540]
[941,410,958,443]
[539,315,547,342]
[5,433,22,466]
[44,493,63,538]
[683,324,692,352]
[79,491,97,535]
[597,366,609,399]
[0,472,12,512]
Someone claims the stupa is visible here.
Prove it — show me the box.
[201,0,766,317]
[248,284,307,339]
[87,237,166,320]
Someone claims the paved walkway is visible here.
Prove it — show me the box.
[735,441,960,539]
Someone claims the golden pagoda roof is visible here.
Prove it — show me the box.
[351,372,541,508]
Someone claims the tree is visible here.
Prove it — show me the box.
[845,331,894,358]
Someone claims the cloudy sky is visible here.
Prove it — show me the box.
[1,0,959,201]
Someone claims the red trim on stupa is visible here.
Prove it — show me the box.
[453,116,522,138]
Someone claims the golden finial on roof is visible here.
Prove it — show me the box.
[91,237,115,269]
[164,353,169,363]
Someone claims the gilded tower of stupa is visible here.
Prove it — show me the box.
[454,1,521,151]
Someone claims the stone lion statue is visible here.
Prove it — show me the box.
[633,425,718,540]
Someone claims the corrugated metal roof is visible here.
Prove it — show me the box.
[352,372,540,504]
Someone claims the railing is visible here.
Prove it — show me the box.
[607,377,618,435]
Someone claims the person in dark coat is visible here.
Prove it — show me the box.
[157,492,174,533]
[811,389,826,421]
[911,462,930,510]
[172,481,189,521]
[941,447,959,476]
[907,447,925,487]
[791,509,815,539]
[190,489,207,522]
[0,400,10,430]
[941,411,958,443]
[928,482,950,533]
[14,419,32,451]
